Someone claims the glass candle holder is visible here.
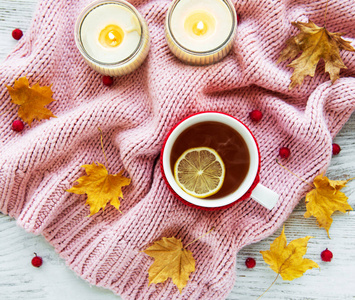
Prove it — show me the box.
[74,0,150,76]
[165,0,237,65]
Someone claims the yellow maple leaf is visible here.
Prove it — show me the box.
[304,174,353,238]
[260,226,319,282]
[278,20,355,89]
[67,162,131,216]
[6,76,56,126]
[143,237,196,293]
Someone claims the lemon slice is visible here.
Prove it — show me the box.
[174,147,225,198]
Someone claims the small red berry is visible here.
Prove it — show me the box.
[12,28,23,40]
[279,147,291,159]
[237,14,241,24]
[332,143,341,155]
[249,110,263,122]
[31,253,43,267]
[12,120,25,132]
[245,257,256,268]
[321,248,333,262]
[102,75,113,86]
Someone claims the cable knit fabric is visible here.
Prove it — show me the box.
[1,0,355,299]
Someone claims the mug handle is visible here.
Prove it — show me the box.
[250,183,279,210]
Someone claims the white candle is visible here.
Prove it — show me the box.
[165,0,237,65]
[75,0,150,76]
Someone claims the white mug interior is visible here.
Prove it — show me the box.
[162,112,259,208]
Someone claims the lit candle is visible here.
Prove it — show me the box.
[75,0,150,76]
[165,0,237,65]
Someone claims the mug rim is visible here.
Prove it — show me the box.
[160,111,261,208]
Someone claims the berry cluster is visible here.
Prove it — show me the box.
[249,109,342,160]
[244,248,333,271]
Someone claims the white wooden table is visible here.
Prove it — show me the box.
[1,1,354,299]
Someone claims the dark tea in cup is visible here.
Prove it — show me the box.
[161,112,278,210]
[170,121,250,199]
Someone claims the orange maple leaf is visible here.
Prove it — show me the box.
[143,228,213,293]
[7,76,56,126]
[278,20,355,89]
[259,226,318,298]
[261,226,319,281]
[143,237,196,293]
[304,174,353,238]
[67,162,131,216]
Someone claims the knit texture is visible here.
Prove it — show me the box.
[1,0,355,299]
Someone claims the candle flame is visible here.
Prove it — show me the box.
[185,11,215,37]
[108,31,116,41]
[197,21,204,31]
[99,24,124,48]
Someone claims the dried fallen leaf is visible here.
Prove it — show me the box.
[278,20,355,89]
[260,226,319,282]
[67,162,131,216]
[304,174,353,238]
[144,237,195,293]
[6,77,56,126]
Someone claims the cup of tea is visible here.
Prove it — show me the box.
[160,112,279,210]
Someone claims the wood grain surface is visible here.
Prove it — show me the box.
[1,1,354,299]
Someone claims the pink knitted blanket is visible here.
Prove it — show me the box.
[1,0,355,299]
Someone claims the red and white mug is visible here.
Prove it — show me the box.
[161,112,279,210]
